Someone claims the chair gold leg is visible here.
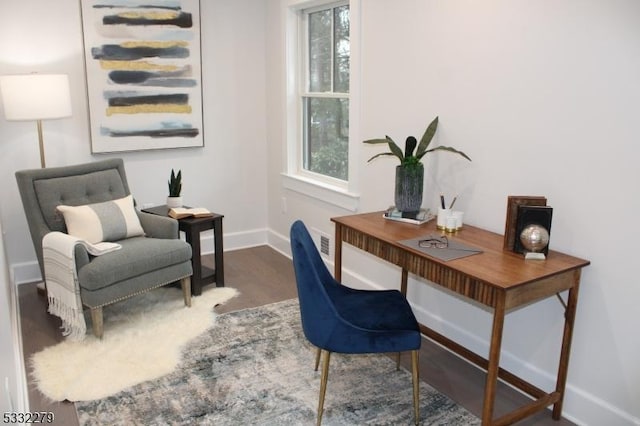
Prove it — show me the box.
[315,347,321,371]
[181,276,192,307]
[90,307,104,339]
[317,350,331,426]
[411,350,420,425]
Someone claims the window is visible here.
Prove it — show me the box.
[284,0,359,211]
[302,3,350,181]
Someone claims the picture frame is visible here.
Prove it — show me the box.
[503,195,547,251]
[513,205,553,255]
[80,0,204,153]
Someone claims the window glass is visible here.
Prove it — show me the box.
[309,9,332,92]
[303,97,349,180]
[333,5,350,93]
[302,2,350,182]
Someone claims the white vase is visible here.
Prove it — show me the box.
[166,196,183,208]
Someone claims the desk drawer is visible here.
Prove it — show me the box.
[403,255,498,307]
[341,227,404,267]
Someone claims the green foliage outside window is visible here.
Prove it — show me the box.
[309,138,348,180]
[303,3,350,182]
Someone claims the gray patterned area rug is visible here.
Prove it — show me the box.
[76,299,480,425]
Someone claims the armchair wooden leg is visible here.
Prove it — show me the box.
[396,352,401,370]
[317,350,331,426]
[90,307,104,339]
[181,276,192,307]
[411,350,420,425]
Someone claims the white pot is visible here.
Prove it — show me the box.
[166,196,183,208]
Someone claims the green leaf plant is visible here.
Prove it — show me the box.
[363,116,471,169]
[168,169,182,197]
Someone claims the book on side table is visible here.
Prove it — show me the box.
[169,207,213,219]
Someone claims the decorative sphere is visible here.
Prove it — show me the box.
[519,224,550,252]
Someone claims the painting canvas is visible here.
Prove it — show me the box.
[80,0,204,153]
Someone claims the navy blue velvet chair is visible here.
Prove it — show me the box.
[290,220,422,425]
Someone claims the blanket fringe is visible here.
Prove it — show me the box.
[48,295,87,341]
[43,232,91,341]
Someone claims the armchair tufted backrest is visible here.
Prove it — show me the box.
[15,158,131,276]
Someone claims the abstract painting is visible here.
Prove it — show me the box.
[80,0,204,153]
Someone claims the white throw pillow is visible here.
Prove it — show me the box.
[56,194,144,244]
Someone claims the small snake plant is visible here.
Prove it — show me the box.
[168,169,182,197]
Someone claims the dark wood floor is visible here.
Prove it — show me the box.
[19,245,575,425]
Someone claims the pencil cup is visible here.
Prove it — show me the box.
[437,208,451,230]
[452,211,464,230]
[445,216,458,233]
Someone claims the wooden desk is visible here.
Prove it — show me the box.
[331,212,590,426]
[142,205,225,296]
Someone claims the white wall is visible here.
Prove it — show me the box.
[0,0,268,408]
[0,0,269,282]
[0,221,28,413]
[266,1,639,425]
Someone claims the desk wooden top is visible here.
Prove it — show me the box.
[332,212,590,291]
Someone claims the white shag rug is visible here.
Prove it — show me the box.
[30,286,238,402]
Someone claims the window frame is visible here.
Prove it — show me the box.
[283,0,360,211]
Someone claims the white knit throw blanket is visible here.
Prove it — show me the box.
[42,232,121,341]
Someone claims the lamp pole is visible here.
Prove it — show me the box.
[36,119,46,168]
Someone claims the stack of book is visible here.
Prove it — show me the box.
[383,207,434,225]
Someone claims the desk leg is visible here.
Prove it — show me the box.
[334,224,343,282]
[401,269,408,297]
[214,217,225,287]
[553,276,581,419]
[482,295,507,425]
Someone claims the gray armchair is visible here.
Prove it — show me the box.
[15,158,193,338]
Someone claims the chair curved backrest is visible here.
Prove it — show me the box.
[15,158,130,277]
[290,220,342,349]
[290,220,422,424]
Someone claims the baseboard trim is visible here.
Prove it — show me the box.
[12,228,272,285]
[199,227,268,255]
[11,261,41,286]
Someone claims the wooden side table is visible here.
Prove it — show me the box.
[142,205,225,296]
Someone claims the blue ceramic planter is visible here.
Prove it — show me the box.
[394,164,423,213]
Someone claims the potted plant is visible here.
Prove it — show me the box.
[167,169,183,208]
[364,116,471,213]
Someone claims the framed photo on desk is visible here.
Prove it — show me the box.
[503,195,547,251]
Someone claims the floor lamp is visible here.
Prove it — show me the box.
[0,74,72,168]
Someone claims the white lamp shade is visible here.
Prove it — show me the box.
[0,74,72,121]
